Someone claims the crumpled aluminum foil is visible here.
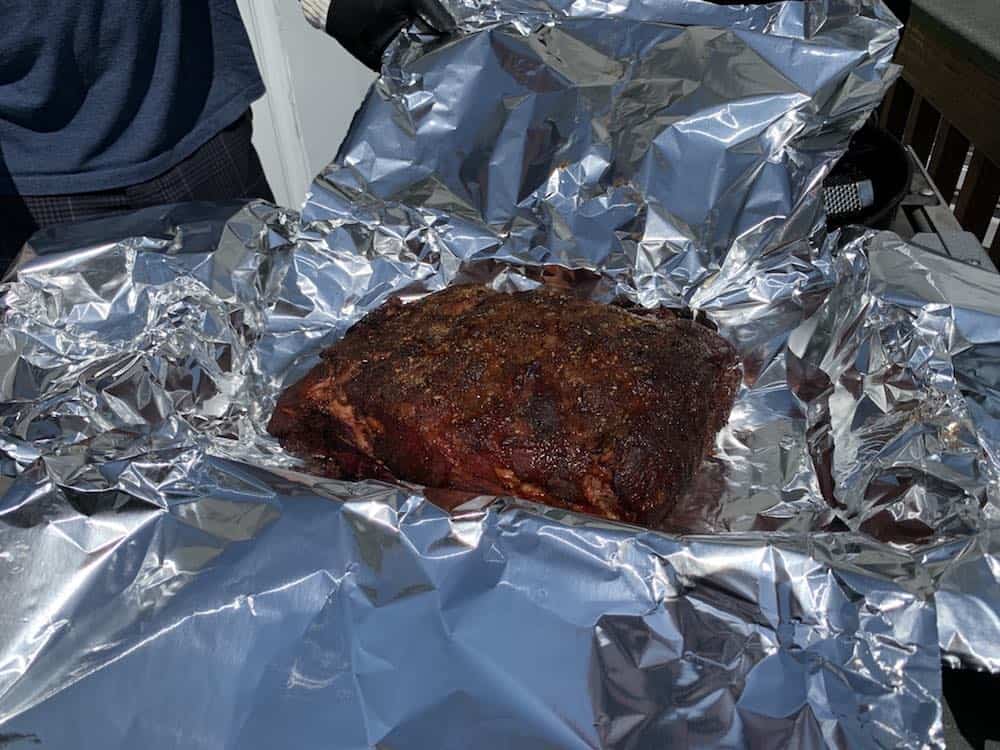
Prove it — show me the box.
[0,450,943,748]
[6,0,999,746]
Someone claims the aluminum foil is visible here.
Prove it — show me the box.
[7,0,1000,746]
[0,455,943,748]
[0,204,949,748]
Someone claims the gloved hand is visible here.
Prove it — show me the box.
[310,0,454,72]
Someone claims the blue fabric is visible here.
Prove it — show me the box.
[0,1,265,195]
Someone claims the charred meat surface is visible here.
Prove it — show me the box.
[268,285,740,524]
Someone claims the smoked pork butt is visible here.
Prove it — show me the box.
[268,285,740,524]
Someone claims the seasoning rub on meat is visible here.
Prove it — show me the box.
[268,285,740,524]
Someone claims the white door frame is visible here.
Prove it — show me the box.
[236,0,313,209]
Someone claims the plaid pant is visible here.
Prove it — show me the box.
[0,111,274,271]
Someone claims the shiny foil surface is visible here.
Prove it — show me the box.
[3,1,997,747]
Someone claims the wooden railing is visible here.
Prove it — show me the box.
[880,16,1000,263]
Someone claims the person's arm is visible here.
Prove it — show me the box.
[301,0,453,71]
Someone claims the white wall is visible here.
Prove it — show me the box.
[235,0,375,209]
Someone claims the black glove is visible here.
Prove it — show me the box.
[326,0,453,72]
